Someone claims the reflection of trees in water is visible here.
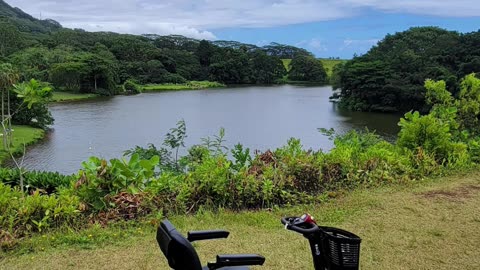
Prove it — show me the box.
[331,103,400,142]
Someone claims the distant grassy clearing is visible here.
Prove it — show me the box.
[1,172,479,269]
[282,58,346,77]
[281,59,292,72]
[0,125,44,164]
[142,81,226,92]
[51,92,99,102]
[319,58,346,77]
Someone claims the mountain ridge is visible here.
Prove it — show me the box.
[0,0,62,34]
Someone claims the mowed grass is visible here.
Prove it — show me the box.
[143,81,226,92]
[1,172,479,269]
[51,92,99,102]
[0,125,44,164]
[281,58,347,77]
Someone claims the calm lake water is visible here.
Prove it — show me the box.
[22,85,400,174]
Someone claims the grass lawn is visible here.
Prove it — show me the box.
[143,81,226,92]
[0,125,44,164]
[51,92,99,102]
[1,171,479,269]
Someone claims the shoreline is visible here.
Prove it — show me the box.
[51,92,99,103]
[0,125,45,166]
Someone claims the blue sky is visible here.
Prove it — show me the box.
[6,0,480,59]
[214,12,480,59]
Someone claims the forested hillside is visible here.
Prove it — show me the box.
[0,0,326,97]
[333,27,480,113]
[0,0,61,35]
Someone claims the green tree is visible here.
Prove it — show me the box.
[81,51,118,95]
[49,62,89,92]
[289,55,327,83]
[196,40,215,67]
[9,47,51,81]
[0,21,24,57]
[209,49,251,84]
[335,27,467,113]
[250,51,286,84]
[11,79,53,129]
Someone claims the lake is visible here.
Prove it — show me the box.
[22,85,401,174]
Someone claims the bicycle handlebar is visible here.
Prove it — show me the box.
[281,217,320,234]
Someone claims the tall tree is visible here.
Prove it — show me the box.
[0,21,24,57]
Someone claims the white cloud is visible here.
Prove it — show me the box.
[308,39,328,52]
[66,21,217,40]
[341,38,380,51]
[343,0,480,17]
[4,0,480,39]
[297,38,328,52]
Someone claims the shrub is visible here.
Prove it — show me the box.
[177,155,233,210]
[122,79,142,95]
[0,183,81,247]
[74,154,159,211]
[398,112,455,161]
[0,168,73,194]
[467,137,480,163]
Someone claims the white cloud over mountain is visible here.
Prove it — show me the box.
[5,0,480,40]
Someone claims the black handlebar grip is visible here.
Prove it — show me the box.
[282,216,320,234]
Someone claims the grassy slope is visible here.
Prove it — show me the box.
[0,125,44,164]
[51,92,99,102]
[1,172,479,269]
[282,58,347,77]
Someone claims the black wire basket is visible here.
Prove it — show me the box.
[320,226,362,270]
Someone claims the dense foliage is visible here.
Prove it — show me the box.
[0,0,334,95]
[0,0,61,38]
[0,1,329,94]
[122,79,142,95]
[2,75,480,249]
[289,55,328,83]
[333,27,480,112]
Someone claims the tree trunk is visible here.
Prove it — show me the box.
[1,89,6,149]
[7,88,12,147]
[94,75,98,92]
[19,169,24,194]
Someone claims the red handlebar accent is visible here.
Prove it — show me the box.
[281,216,320,234]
